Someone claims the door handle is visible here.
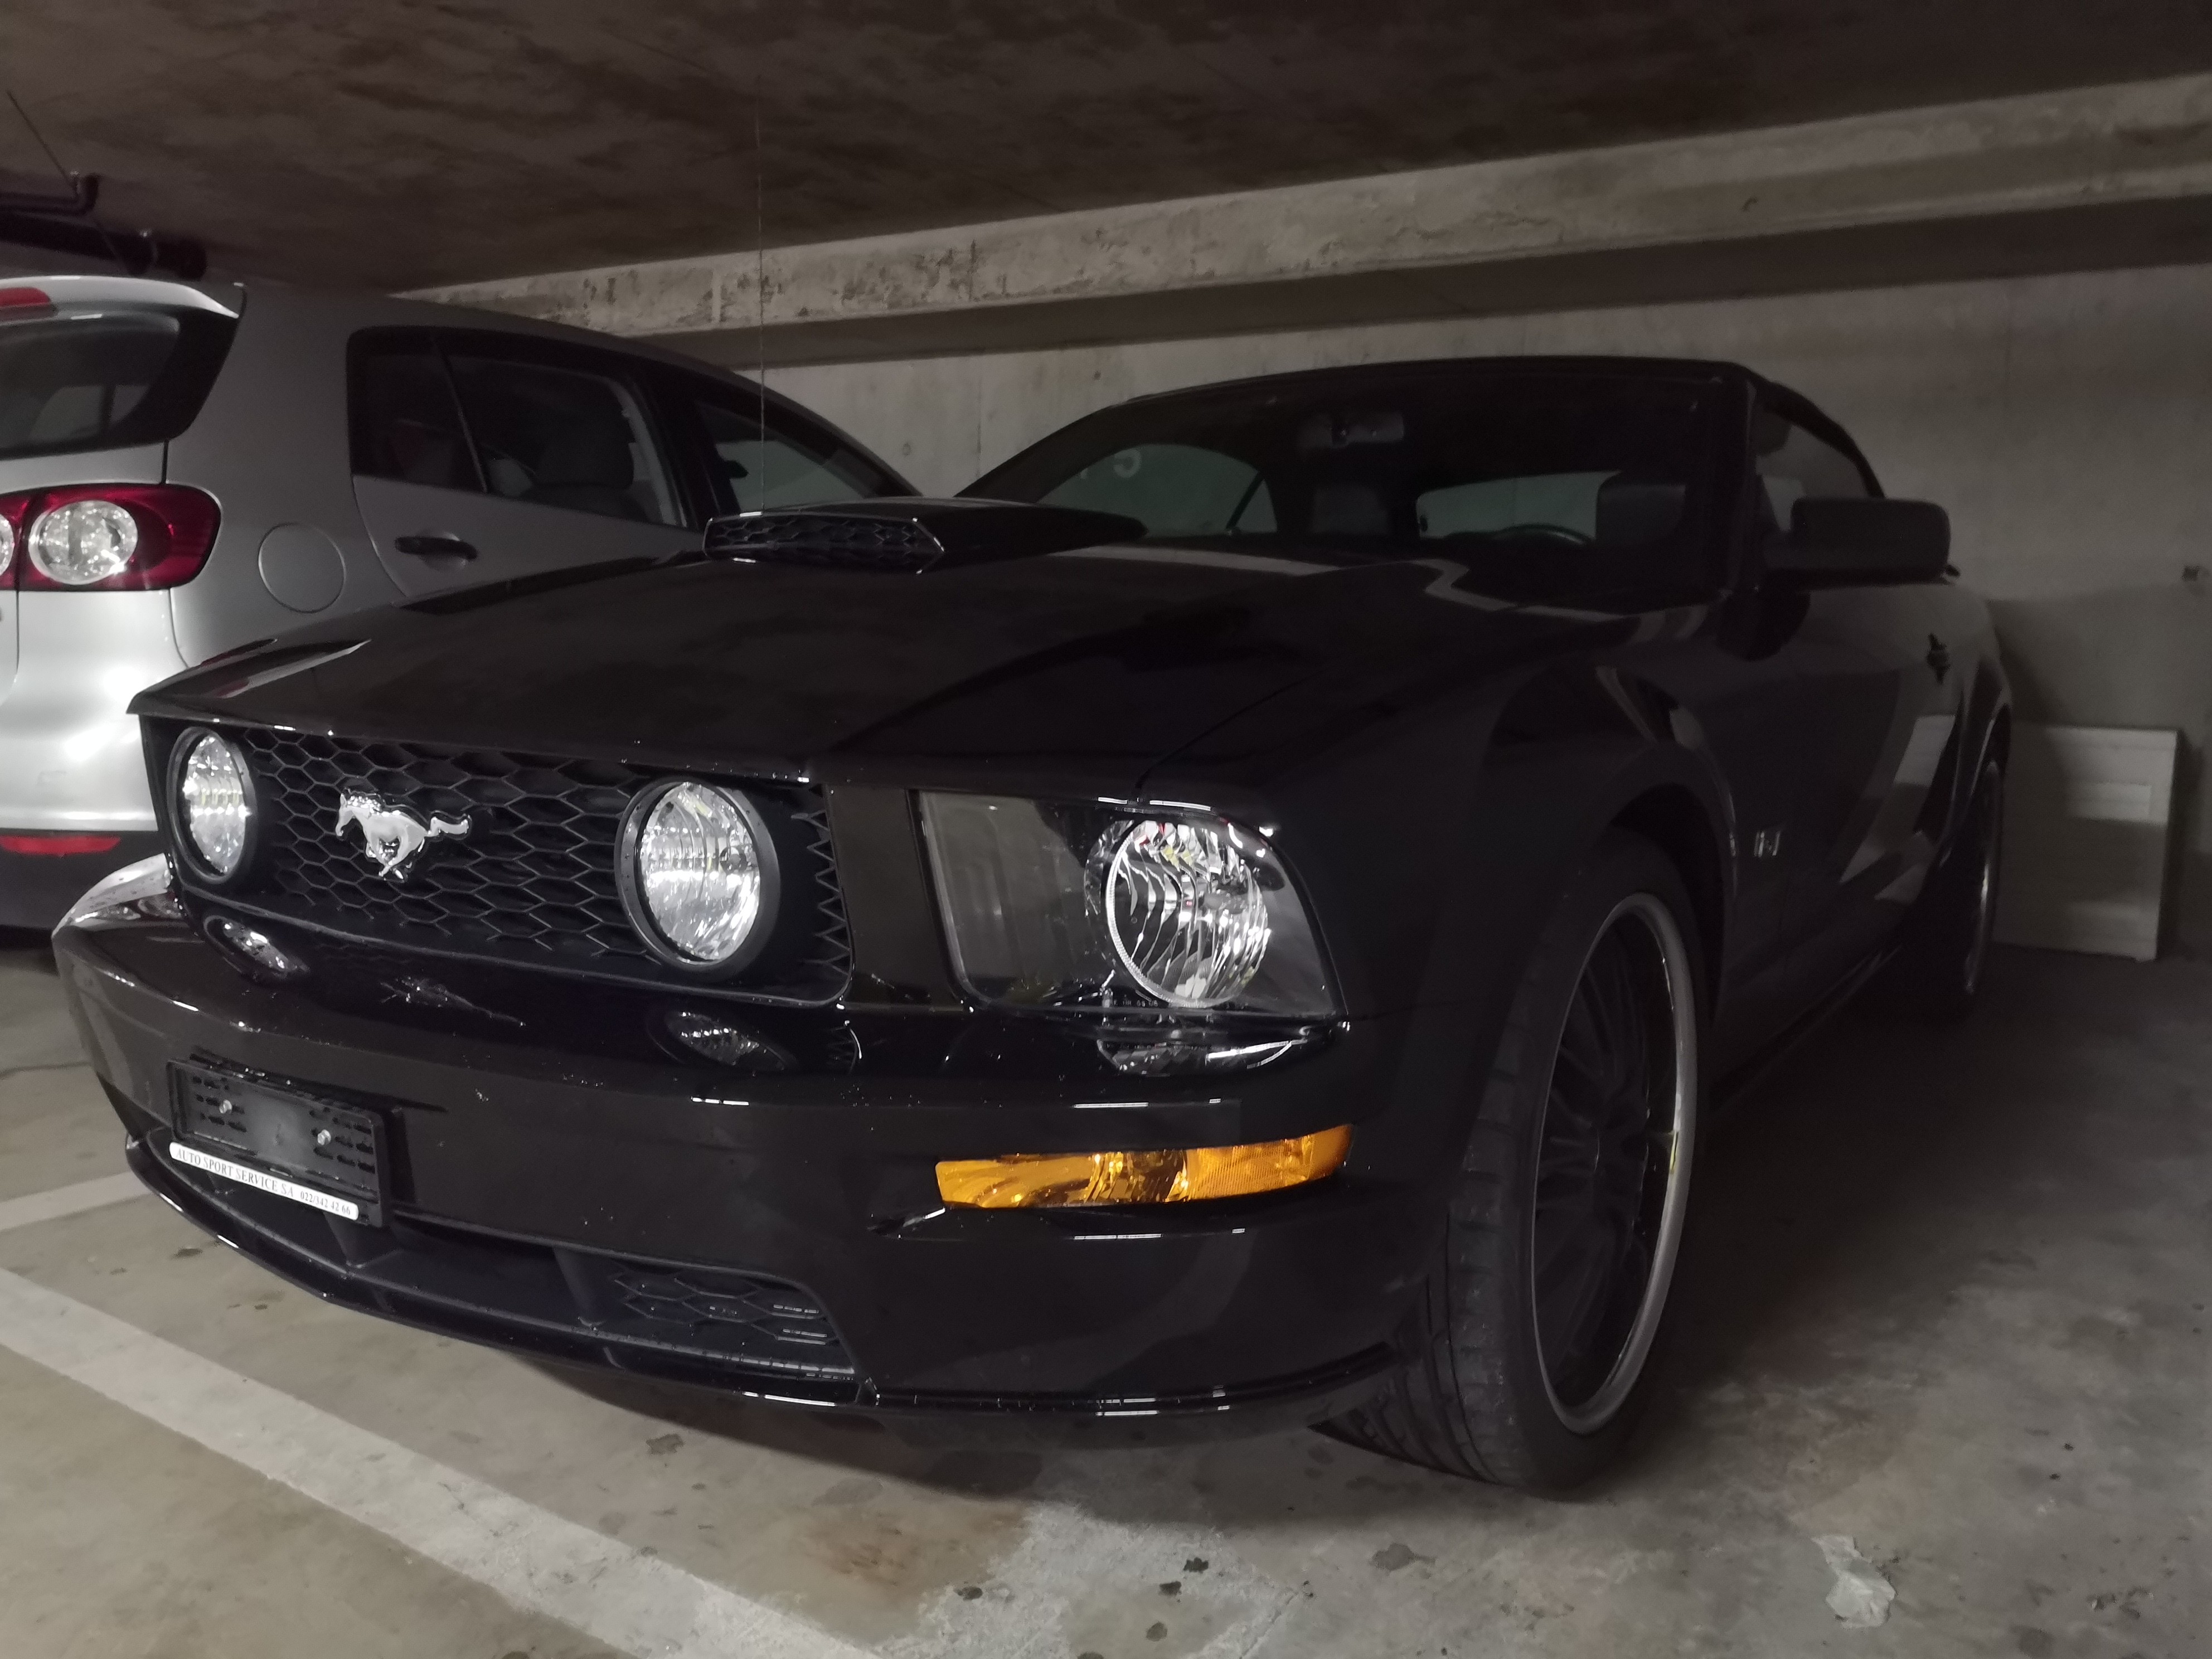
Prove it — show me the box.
[394,534,477,560]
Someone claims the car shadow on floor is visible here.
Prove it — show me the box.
[535,946,2099,1516]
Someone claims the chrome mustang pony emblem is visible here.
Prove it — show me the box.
[334,790,470,881]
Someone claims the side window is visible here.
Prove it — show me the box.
[687,388,901,512]
[1040,442,1275,536]
[352,337,479,492]
[445,349,681,526]
[1755,408,1869,528]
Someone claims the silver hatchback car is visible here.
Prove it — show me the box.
[0,275,910,926]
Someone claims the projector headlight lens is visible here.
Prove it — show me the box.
[1105,818,1271,1007]
[619,780,779,970]
[919,794,1335,1017]
[173,729,253,879]
[30,498,138,585]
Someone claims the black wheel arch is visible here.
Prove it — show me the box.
[1966,646,2012,777]
[1608,782,1728,1014]
[1449,737,1733,1008]
[1330,733,1731,1187]
[1951,656,2012,858]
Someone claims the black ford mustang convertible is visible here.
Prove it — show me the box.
[56,357,2007,1490]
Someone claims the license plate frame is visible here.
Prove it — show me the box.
[167,1063,386,1226]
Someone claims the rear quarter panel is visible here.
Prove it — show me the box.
[163,288,402,664]
[0,590,182,830]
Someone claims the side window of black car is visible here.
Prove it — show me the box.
[1754,408,1869,530]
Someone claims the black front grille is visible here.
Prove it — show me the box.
[181,725,848,1001]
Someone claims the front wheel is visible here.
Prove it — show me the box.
[1325,831,1702,1490]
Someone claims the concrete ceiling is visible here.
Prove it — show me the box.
[6,0,2212,291]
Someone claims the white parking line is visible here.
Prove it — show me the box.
[0,1175,1302,1658]
[0,1268,870,1659]
[0,1172,145,1234]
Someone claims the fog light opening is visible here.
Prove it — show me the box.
[663,1008,793,1071]
[1095,1029,1317,1076]
[206,915,307,979]
[936,1125,1351,1209]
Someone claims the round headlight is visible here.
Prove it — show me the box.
[30,499,138,585]
[619,780,779,970]
[173,730,254,878]
[1105,818,1273,1007]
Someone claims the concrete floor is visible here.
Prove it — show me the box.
[0,930,2202,1658]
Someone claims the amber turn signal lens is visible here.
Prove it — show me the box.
[937,1125,1351,1209]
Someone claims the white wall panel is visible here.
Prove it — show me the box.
[1995,725,2177,961]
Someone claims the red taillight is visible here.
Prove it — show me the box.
[0,484,220,591]
[0,833,123,856]
[0,286,52,311]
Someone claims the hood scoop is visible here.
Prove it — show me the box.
[703,498,1144,574]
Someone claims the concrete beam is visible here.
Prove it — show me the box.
[419,74,2212,365]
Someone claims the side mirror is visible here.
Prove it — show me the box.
[1764,497,1950,587]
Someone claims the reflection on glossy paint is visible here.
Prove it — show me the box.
[1843,711,1957,885]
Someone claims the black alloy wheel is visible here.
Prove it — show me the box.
[1325,831,1701,1490]
[1531,892,1695,1433]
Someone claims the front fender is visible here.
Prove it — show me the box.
[1157,685,1731,1190]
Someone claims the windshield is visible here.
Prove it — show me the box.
[0,307,236,462]
[968,367,1724,602]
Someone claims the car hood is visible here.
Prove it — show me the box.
[140,543,1623,790]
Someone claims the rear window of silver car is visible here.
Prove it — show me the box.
[0,307,236,462]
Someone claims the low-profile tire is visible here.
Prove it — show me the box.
[1325,830,1704,1491]
[1876,757,2004,1023]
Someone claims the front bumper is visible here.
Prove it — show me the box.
[57,912,1462,1435]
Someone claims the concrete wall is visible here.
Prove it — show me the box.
[770,261,2212,952]
[423,73,2212,370]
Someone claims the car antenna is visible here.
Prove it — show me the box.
[5,88,125,269]
[3,88,207,278]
